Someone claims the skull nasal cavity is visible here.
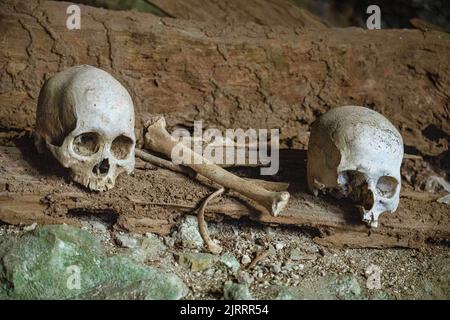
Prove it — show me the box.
[93,158,110,175]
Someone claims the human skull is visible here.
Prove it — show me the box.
[34,65,135,191]
[307,106,403,227]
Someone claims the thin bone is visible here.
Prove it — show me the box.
[247,248,271,269]
[403,153,423,160]
[136,148,289,192]
[135,148,196,177]
[197,187,225,255]
[143,117,290,216]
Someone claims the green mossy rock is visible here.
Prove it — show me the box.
[0,225,187,300]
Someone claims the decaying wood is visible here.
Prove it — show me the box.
[147,0,328,29]
[0,0,449,158]
[1,145,449,249]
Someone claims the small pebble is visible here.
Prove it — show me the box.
[272,264,281,274]
[241,254,251,265]
[236,271,254,285]
[23,223,37,232]
[90,221,107,233]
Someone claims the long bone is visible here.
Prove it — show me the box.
[135,148,289,191]
[143,117,290,216]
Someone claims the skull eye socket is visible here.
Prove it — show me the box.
[376,176,398,198]
[111,135,134,160]
[73,132,100,156]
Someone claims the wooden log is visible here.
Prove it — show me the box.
[0,0,449,157]
[1,144,449,248]
[147,0,328,29]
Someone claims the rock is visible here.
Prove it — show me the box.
[241,254,251,265]
[289,248,302,261]
[289,248,317,261]
[437,194,450,204]
[0,225,187,299]
[115,233,140,248]
[268,286,303,300]
[219,253,240,273]
[140,233,166,260]
[127,233,167,263]
[271,264,281,274]
[223,281,253,300]
[178,215,204,249]
[176,252,240,273]
[275,242,284,250]
[331,275,362,299]
[372,291,390,300]
[425,176,450,193]
[89,220,108,233]
[163,234,176,247]
[264,226,276,236]
[176,252,217,272]
[296,242,320,254]
[231,226,240,236]
[204,268,215,276]
[23,222,37,232]
[236,271,254,285]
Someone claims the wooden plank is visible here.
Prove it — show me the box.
[1,145,448,248]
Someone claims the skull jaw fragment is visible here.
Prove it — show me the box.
[307,106,404,228]
[34,65,136,192]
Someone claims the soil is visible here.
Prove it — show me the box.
[1,215,449,299]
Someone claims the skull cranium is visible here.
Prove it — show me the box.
[307,106,403,227]
[34,65,135,191]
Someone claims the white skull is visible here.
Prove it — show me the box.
[307,106,403,227]
[34,65,135,191]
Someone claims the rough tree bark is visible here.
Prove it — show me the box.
[146,0,328,29]
[0,0,449,157]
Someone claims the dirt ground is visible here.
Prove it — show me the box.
[1,213,449,300]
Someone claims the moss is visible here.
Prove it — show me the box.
[0,225,187,300]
